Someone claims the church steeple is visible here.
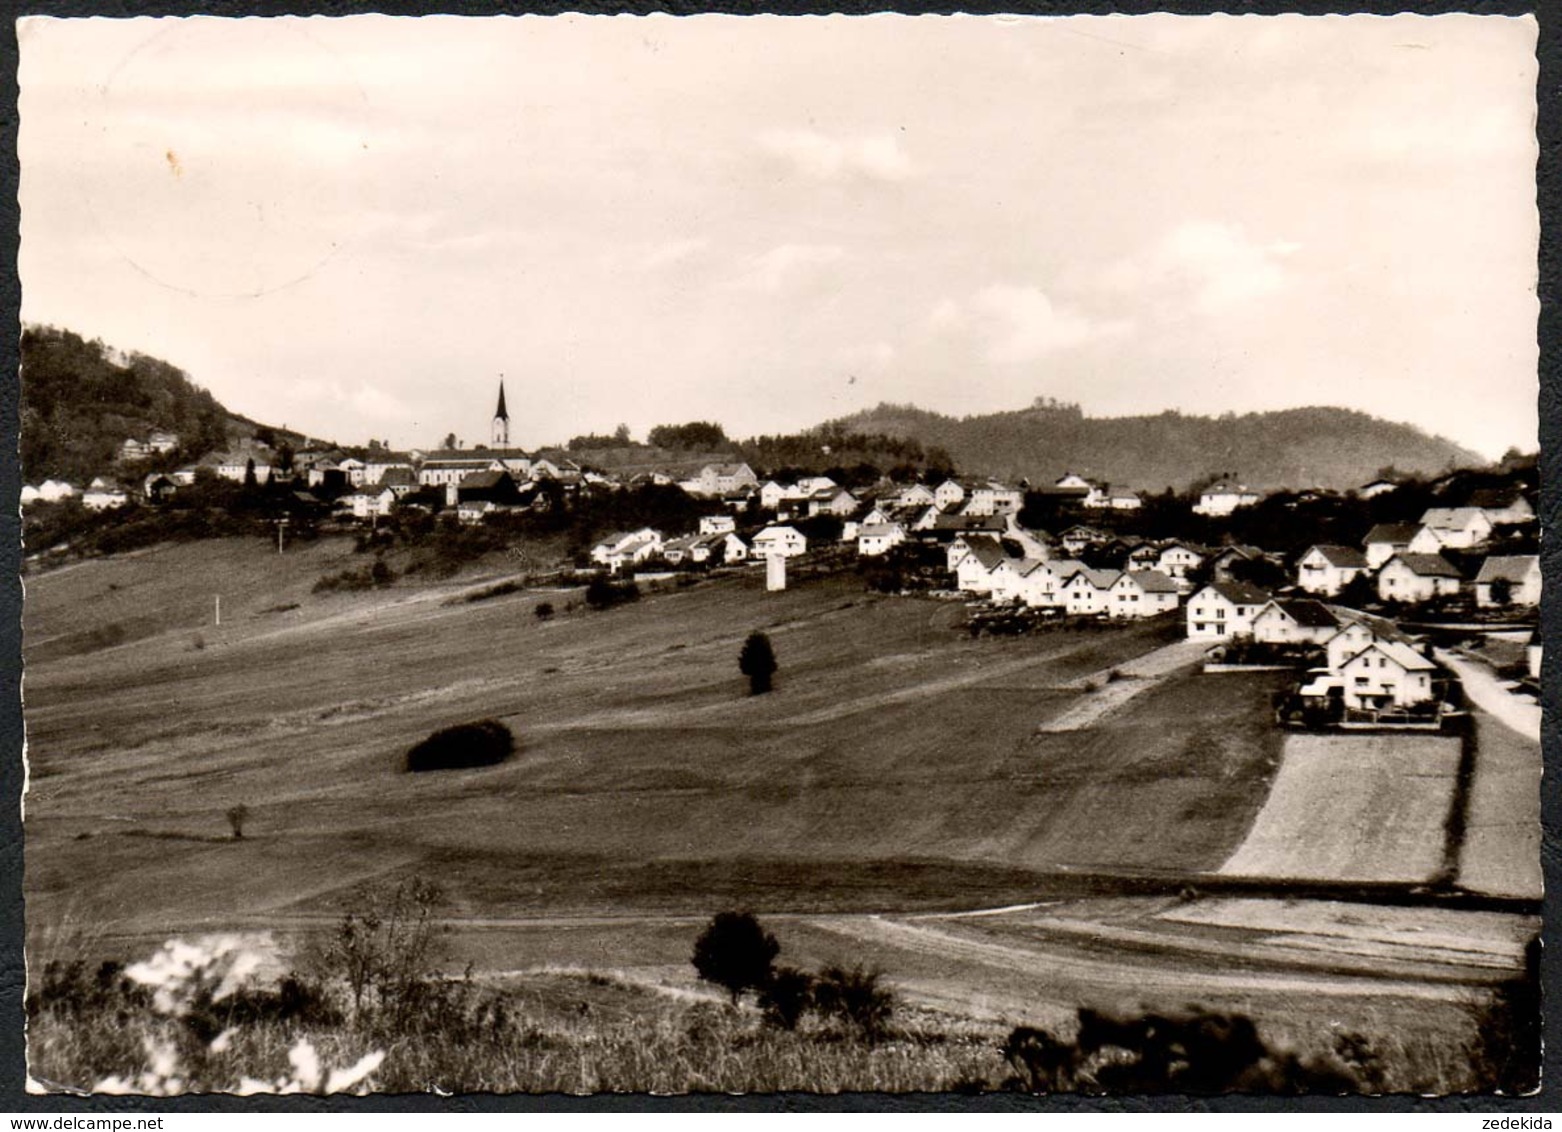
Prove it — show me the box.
[492,379,510,447]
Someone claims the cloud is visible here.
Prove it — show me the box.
[932,284,1124,364]
[738,243,847,291]
[758,129,912,182]
[1102,221,1300,315]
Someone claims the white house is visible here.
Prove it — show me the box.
[811,488,860,518]
[1156,542,1206,591]
[692,463,758,497]
[216,453,274,484]
[118,437,151,462]
[1054,473,1092,490]
[147,430,180,454]
[989,557,1050,605]
[1467,488,1535,526]
[1376,553,1462,604]
[1362,523,1421,570]
[1412,507,1494,551]
[82,479,129,511]
[38,479,77,503]
[1359,479,1399,499]
[419,457,492,488]
[856,523,907,557]
[965,482,1024,516]
[953,536,1010,594]
[934,480,966,511]
[19,484,39,506]
[1295,545,1370,596]
[344,485,397,520]
[758,481,790,511]
[750,526,807,559]
[1062,568,1121,616]
[456,499,501,524]
[592,527,664,572]
[894,483,937,509]
[364,456,415,485]
[1185,581,1271,640]
[1474,555,1542,607]
[1338,641,1437,709]
[699,514,736,536]
[1250,599,1341,645]
[1193,483,1260,517]
[1107,570,1180,618]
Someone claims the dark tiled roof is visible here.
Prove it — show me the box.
[1391,553,1463,579]
[1274,599,1340,629]
[1474,555,1538,584]
[1363,522,1420,546]
[1307,545,1369,569]
[1206,581,1272,606]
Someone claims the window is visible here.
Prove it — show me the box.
[1216,625,1225,636]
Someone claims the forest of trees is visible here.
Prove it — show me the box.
[20,325,239,484]
[819,402,1483,494]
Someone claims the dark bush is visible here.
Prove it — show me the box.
[406,719,515,773]
[691,911,779,1005]
[585,576,640,611]
[738,631,778,695]
[758,965,815,1030]
[534,600,555,620]
[814,964,894,1043]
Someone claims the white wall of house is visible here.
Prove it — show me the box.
[750,527,807,558]
[1376,559,1460,604]
[1295,549,1365,596]
[1339,647,1434,709]
[1185,587,1262,639]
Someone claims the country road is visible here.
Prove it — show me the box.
[1436,648,1540,742]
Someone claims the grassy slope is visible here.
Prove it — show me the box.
[22,538,1281,946]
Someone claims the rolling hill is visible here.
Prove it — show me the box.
[19,325,309,485]
[817,401,1485,493]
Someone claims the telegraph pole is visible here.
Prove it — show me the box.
[274,516,290,555]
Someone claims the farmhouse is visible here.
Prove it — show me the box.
[1376,553,1462,604]
[1185,581,1270,640]
[1474,555,1541,607]
[1337,641,1437,709]
[750,526,807,559]
[82,478,130,511]
[1250,599,1340,645]
[1411,507,1493,552]
[1295,545,1369,596]
[1107,570,1180,618]
[1362,522,1421,570]
[1193,482,1260,517]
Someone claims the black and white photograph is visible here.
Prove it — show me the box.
[15,11,1544,1098]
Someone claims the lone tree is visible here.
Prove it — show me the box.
[691,911,780,1005]
[739,631,778,695]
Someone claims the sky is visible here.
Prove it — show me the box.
[18,13,1540,458]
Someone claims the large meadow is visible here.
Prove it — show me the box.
[21,536,1542,1094]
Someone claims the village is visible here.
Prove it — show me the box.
[22,380,1543,740]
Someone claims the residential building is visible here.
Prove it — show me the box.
[750,526,807,559]
[857,523,907,557]
[699,514,736,536]
[1376,553,1462,604]
[1467,488,1535,526]
[82,478,129,511]
[692,463,759,497]
[1363,523,1421,570]
[1156,542,1206,590]
[1062,568,1121,616]
[933,480,966,511]
[1412,507,1494,551]
[1295,545,1370,596]
[1338,641,1437,709]
[1474,555,1542,607]
[1185,581,1271,639]
[592,528,664,573]
[1250,599,1340,645]
[1107,570,1180,618]
[1193,482,1260,517]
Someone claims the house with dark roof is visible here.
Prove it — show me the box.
[1295,545,1370,596]
[1410,507,1494,552]
[1466,488,1535,526]
[1185,581,1271,639]
[1362,522,1422,569]
[1338,640,1437,709]
[1376,553,1463,604]
[952,534,1014,594]
[1251,599,1341,645]
[1062,567,1122,616]
[1474,555,1541,607]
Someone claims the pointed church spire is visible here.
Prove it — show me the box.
[492,378,510,447]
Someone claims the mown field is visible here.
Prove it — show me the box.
[20,536,1542,1094]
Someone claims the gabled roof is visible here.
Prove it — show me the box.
[1203,581,1272,606]
[858,524,904,538]
[932,512,1008,533]
[959,535,1010,571]
[1211,544,1266,561]
[378,467,417,487]
[1466,487,1527,509]
[1388,553,1463,579]
[1304,545,1369,569]
[458,470,512,490]
[1342,640,1435,672]
[1421,507,1488,530]
[1474,555,1539,584]
[754,525,803,540]
[1266,599,1340,629]
[1363,522,1421,546]
[1069,567,1122,591]
[1122,569,1179,593]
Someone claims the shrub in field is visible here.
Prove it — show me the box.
[1002,1007,1361,1094]
[535,600,554,621]
[585,576,640,611]
[813,965,895,1044]
[319,878,450,1029]
[758,966,816,1031]
[405,719,514,773]
[738,631,778,695]
[691,912,780,1006]
[225,804,249,841]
